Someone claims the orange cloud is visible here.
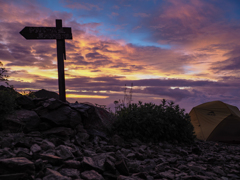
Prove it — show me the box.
[2,0,240,113]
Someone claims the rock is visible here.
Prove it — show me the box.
[41,140,55,150]
[41,98,64,110]
[0,173,30,180]
[33,89,59,100]
[115,159,129,176]
[158,171,175,179]
[59,168,80,179]
[56,145,74,159]
[0,98,239,180]
[81,170,104,180]
[31,144,42,153]
[111,134,126,147]
[40,154,63,165]
[75,132,90,146]
[38,106,82,128]
[0,157,35,175]
[16,95,35,110]
[43,168,71,180]
[70,102,113,132]
[81,157,103,173]
[117,175,135,180]
[42,127,73,137]
[3,109,40,132]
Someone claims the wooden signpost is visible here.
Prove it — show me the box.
[20,19,72,102]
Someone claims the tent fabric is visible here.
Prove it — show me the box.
[189,101,240,142]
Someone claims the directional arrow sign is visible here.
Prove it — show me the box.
[20,27,72,40]
[20,19,72,102]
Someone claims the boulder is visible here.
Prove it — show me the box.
[0,157,35,175]
[81,170,104,180]
[41,98,65,110]
[70,102,114,132]
[33,89,59,100]
[2,109,40,132]
[15,95,35,110]
[38,105,82,128]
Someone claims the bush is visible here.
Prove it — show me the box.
[0,88,20,118]
[111,99,196,143]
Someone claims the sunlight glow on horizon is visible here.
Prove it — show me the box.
[1,0,240,112]
[66,94,109,98]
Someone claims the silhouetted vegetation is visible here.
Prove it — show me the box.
[0,61,9,86]
[111,99,196,143]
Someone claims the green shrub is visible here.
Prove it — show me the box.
[111,99,196,143]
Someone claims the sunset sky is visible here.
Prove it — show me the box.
[1,0,240,112]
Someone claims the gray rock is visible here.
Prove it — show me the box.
[158,171,175,179]
[16,95,35,110]
[111,134,125,147]
[42,98,64,110]
[115,159,129,176]
[43,168,71,180]
[64,160,81,169]
[81,170,104,180]
[31,143,42,153]
[42,127,73,137]
[59,168,80,179]
[0,173,29,180]
[75,132,90,145]
[3,109,40,132]
[39,105,81,127]
[56,145,74,159]
[71,102,113,132]
[81,157,103,172]
[33,89,59,100]
[41,139,55,150]
[0,157,35,175]
[40,154,63,165]
[117,175,135,180]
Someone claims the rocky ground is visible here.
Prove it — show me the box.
[0,130,240,180]
[0,95,240,180]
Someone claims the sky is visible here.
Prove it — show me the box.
[1,0,240,113]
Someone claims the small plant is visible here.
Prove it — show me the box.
[114,83,133,113]
[111,99,196,143]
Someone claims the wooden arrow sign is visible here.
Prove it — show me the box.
[20,27,72,39]
[20,19,72,102]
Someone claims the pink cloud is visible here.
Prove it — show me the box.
[2,0,240,113]
[112,12,119,16]
[64,2,102,11]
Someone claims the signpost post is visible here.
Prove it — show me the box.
[20,19,72,102]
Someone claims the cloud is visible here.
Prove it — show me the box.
[64,2,102,11]
[112,12,119,16]
[138,0,229,45]
[2,0,240,113]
